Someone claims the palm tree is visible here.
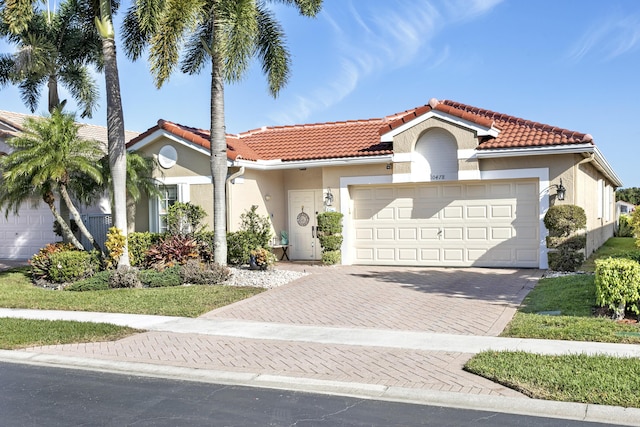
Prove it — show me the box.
[3,0,132,266]
[93,0,130,267]
[0,0,102,118]
[123,0,322,264]
[0,109,105,256]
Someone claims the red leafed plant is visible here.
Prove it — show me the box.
[144,235,199,270]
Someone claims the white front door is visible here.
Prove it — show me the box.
[289,190,322,260]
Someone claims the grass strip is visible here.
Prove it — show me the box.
[465,351,640,408]
[582,237,638,272]
[0,268,264,317]
[0,317,139,350]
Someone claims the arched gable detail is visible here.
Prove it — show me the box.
[413,127,458,181]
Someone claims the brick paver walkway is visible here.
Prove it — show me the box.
[23,265,542,398]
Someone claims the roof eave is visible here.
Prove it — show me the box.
[380,110,498,143]
[476,144,623,187]
[233,154,393,170]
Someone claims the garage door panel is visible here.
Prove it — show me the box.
[0,201,57,259]
[351,179,539,267]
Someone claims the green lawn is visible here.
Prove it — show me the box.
[0,267,264,317]
[0,317,140,349]
[467,237,640,407]
[0,267,265,349]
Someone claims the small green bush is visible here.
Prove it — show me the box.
[239,205,272,249]
[65,271,112,291]
[321,250,341,265]
[48,250,95,283]
[318,234,343,252]
[595,257,640,319]
[180,259,231,285]
[29,242,77,282]
[227,231,257,266]
[546,234,586,251]
[138,266,182,287]
[547,249,585,272]
[166,202,207,236]
[317,211,343,235]
[109,267,142,289]
[544,205,586,237]
[617,214,635,238]
[128,232,162,267]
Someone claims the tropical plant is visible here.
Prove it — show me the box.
[0,110,104,255]
[166,202,207,236]
[0,0,101,117]
[122,0,322,265]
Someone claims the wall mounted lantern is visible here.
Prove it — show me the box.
[554,179,566,201]
[324,188,334,206]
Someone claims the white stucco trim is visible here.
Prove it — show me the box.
[380,110,499,143]
[338,168,550,269]
[127,129,211,158]
[156,176,212,185]
[457,149,477,160]
[458,169,481,180]
[233,155,393,171]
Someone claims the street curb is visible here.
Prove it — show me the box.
[2,350,639,426]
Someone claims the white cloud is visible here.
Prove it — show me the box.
[569,14,640,61]
[268,0,502,125]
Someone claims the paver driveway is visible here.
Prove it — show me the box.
[204,264,542,336]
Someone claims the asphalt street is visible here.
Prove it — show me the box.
[0,362,621,427]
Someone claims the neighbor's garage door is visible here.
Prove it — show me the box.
[352,179,539,267]
[0,202,57,259]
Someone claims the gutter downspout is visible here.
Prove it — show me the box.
[225,166,245,232]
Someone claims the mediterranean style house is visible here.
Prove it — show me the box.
[126,98,622,269]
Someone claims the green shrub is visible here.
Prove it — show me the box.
[317,211,343,235]
[138,266,182,288]
[595,257,640,319]
[128,232,162,267]
[227,231,258,266]
[48,250,95,283]
[318,234,343,252]
[65,271,112,291]
[546,234,587,251]
[166,202,207,236]
[29,242,77,282]
[611,250,640,263]
[239,205,272,249]
[617,214,635,238]
[321,250,341,265]
[109,267,142,289]
[547,249,585,272]
[544,205,586,237]
[180,259,231,285]
[317,211,344,265]
[105,227,126,269]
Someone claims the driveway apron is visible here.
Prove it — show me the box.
[22,265,542,398]
[204,265,541,337]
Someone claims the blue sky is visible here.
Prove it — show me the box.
[2,0,640,187]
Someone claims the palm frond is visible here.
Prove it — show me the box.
[255,3,290,97]
[59,63,100,118]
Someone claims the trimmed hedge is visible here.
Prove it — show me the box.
[48,250,95,283]
[595,257,640,319]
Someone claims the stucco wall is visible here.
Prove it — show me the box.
[136,137,211,179]
[228,169,284,234]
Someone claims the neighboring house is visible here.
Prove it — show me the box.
[128,98,622,269]
[0,110,139,259]
[616,200,635,217]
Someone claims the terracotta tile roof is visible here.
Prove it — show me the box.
[127,98,595,163]
[439,100,593,149]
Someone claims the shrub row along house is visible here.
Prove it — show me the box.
[1,98,623,268]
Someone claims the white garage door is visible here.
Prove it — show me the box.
[0,201,57,260]
[351,180,539,267]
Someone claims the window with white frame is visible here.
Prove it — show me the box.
[151,184,179,233]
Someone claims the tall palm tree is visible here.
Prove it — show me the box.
[0,0,102,118]
[123,0,322,265]
[0,109,105,256]
[3,0,132,266]
[93,0,130,266]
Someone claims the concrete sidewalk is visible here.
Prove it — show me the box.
[1,308,640,426]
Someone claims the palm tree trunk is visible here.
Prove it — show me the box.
[100,12,130,267]
[59,184,105,258]
[48,74,60,113]
[43,192,84,250]
[210,21,228,265]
